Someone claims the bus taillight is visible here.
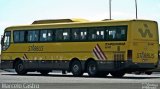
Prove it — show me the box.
[127,50,132,61]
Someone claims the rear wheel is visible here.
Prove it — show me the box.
[110,71,125,78]
[87,61,99,77]
[15,60,27,75]
[71,61,83,77]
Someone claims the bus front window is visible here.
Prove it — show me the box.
[2,31,11,50]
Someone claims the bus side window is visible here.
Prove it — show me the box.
[79,28,87,40]
[88,27,105,41]
[62,29,70,40]
[40,30,47,41]
[109,30,116,40]
[14,31,19,42]
[107,26,127,41]
[72,29,80,41]
[14,31,25,43]
[56,29,70,41]
[27,30,39,42]
[20,31,25,42]
[89,28,97,40]
[48,30,54,41]
[96,30,104,40]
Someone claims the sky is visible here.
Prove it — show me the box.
[0,0,160,39]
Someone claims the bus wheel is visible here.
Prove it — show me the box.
[15,60,27,75]
[110,71,125,78]
[87,61,98,77]
[40,71,50,75]
[71,61,83,77]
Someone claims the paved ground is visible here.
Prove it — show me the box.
[0,70,160,89]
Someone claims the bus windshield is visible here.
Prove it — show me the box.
[2,31,11,50]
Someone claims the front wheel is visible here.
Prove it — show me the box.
[71,61,83,77]
[15,60,27,75]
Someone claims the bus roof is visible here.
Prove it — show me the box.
[32,18,89,24]
[5,19,157,31]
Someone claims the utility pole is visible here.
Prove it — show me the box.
[135,0,138,19]
[109,0,112,20]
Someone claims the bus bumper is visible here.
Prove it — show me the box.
[97,61,157,72]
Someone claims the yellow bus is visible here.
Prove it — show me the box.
[1,19,159,77]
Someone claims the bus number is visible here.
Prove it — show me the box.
[28,45,44,51]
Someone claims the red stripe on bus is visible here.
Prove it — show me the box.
[93,48,100,60]
[97,44,107,60]
[95,46,104,60]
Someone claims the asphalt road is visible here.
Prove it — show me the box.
[0,70,160,89]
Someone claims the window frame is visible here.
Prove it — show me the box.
[13,30,26,43]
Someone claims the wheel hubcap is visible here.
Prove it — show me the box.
[18,64,23,71]
[73,65,79,72]
[89,64,96,74]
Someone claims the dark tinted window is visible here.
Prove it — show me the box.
[27,30,39,42]
[88,27,105,40]
[72,28,80,40]
[56,29,70,41]
[40,30,47,41]
[106,26,127,41]
[48,30,54,41]
[40,30,54,41]
[79,28,87,40]
[14,31,25,42]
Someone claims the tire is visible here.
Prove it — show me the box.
[71,61,83,77]
[110,71,125,78]
[15,60,27,75]
[40,71,50,75]
[87,61,99,77]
